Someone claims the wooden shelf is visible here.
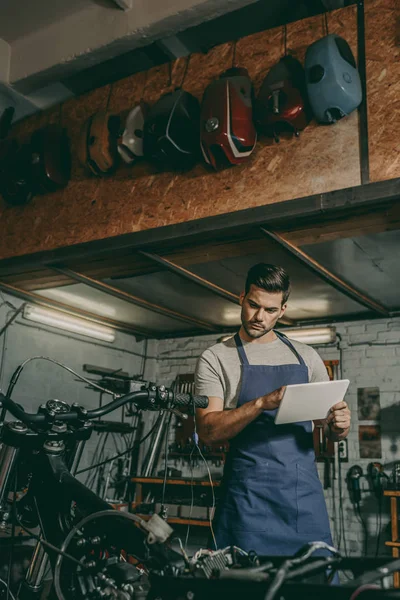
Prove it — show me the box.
[131,477,220,487]
[384,490,400,497]
[135,513,210,527]
[385,542,400,548]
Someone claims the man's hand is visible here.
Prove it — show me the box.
[260,386,286,411]
[326,400,351,436]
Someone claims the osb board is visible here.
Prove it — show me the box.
[0,6,360,262]
[365,0,400,182]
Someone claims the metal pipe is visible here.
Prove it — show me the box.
[69,440,86,475]
[21,541,50,591]
[0,443,19,514]
[142,412,167,477]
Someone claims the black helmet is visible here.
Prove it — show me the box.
[143,89,200,171]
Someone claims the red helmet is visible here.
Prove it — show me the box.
[257,55,311,141]
[200,67,257,169]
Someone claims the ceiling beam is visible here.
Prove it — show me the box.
[50,267,219,333]
[276,203,400,247]
[260,229,390,318]
[140,251,295,326]
[0,177,398,277]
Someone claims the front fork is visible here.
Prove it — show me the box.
[16,431,89,599]
[0,421,27,527]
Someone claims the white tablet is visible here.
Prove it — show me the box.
[275,379,350,424]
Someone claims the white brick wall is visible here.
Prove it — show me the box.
[0,295,155,491]
[154,317,400,557]
[2,291,398,557]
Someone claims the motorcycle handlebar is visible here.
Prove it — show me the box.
[0,388,209,428]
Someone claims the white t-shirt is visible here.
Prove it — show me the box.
[195,334,329,409]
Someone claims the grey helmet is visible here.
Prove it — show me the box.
[305,34,362,124]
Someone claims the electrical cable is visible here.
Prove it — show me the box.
[6,356,117,401]
[184,444,196,553]
[355,502,368,556]
[375,494,383,557]
[161,413,173,508]
[76,413,163,475]
[6,468,18,600]
[349,584,381,600]
[0,578,16,600]
[264,542,340,600]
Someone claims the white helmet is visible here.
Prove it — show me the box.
[118,102,147,165]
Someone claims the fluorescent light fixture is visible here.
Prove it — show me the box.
[282,327,336,345]
[23,305,115,343]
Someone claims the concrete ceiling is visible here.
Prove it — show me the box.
[0,0,92,43]
[0,0,347,122]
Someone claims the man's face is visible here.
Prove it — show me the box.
[240,284,287,340]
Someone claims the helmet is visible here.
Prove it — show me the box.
[143,90,200,171]
[30,125,71,194]
[257,55,310,141]
[0,142,34,206]
[305,34,362,124]
[117,102,148,165]
[78,112,121,176]
[200,67,257,169]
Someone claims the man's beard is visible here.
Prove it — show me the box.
[242,321,272,339]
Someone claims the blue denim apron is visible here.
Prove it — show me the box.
[213,331,333,556]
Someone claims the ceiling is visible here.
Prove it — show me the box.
[1,0,396,342]
[0,0,91,43]
[1,194,399,340]
[1,0,349,118]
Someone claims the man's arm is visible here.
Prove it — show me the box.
[196,388,284,444]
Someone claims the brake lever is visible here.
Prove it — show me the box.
[155,386,189,421]
[168,407,188,421]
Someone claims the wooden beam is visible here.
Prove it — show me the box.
[50,267,220,332]
[140,251,295,327]
[277,203,400,247]
[261,228,390,317]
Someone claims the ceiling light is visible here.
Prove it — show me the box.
[23,305,115,343]
[282,327,336,345]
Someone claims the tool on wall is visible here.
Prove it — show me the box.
[256,25,311,142]
[305,14,362,124]
[347,464,369,555]
[200,42,257,169]
[367,462,388,497]
[347,464,363,504]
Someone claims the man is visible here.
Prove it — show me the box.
[195,263,350,556]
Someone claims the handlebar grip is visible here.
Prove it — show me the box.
[173,393,208,409]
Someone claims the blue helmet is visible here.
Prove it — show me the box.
[305,34,362,124]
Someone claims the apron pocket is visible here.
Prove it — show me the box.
[296,463,330,535]
[219,467,297,533]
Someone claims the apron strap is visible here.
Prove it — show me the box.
[274,330,307,366]
[235,331,307,367]
[234,333,249,365]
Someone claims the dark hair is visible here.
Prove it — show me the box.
[245,263,291,305]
